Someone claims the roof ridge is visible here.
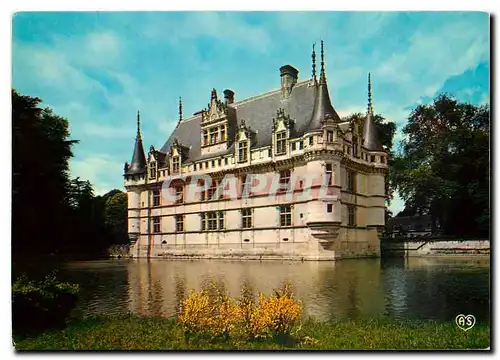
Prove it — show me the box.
[176,80,310,124]
[231,79,310,108]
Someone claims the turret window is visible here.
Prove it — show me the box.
[325,164,333,186]
[299,141,303,150]
[238,141,248,163]
[347,205,356,226]
[276,131,287,155]
[309,136,313,146]
[347,170,356,193]
[327,131,334,143]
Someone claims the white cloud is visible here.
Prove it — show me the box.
[70,155,124,194]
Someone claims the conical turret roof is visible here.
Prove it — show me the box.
[306,40,341,131]
[126,111,147,175]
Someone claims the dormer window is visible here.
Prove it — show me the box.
[172,156,180,174]
[276,131,287,155]
[203,130,209,146]
[149,161,157,179]
[221,125,226,142]
[353,136,359,158]
[327,131,334,143]
[238,141,248,163]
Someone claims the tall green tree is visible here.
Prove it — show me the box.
[12,90,78,256]
[394,94,489,237]
[103,191,128,245]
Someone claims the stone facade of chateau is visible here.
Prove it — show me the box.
[123,42,388,260]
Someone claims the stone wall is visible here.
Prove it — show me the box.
[381,240,490,257]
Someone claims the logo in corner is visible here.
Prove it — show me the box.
[455,314,476,331]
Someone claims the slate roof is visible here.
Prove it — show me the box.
[159,79,323,164]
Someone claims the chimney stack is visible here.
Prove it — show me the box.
[223,89,235,104]
[280,65,299,99]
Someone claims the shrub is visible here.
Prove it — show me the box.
[178,281,303,345]
[12,272,79,335]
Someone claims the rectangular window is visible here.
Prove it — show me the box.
[347,170,355,193]
[327,204,333,213]
[172,156,180,174]
[371,155,376,163]
[325,163,333,186]
[242,208,252,228]
[241,175,252,198]
[327,131,334,143]
[280,205,292,227]
[207,180,218,200]
[218,158,222,166]
[268,148,272,157]
[149,162,157,179]
[211,160,215,168]
[175,185,184,204]
[352,136,359,158]
[279,170,291,192]
[299,141,303,150]
[203,130,209,146]
[309,136,313,146]
[208,212,217,230]
[201,214,206,231]
[210,127,218,144]
[348,205,356,226]
[152,189,161,207]
[175,215,184,232]
[291,142,296,151]
[153,216,161,233]
[198,179,206,201]
[221,126,226,142]
[238,141,248,163]
[276,131,287,155]
[218,212,225,230]
[224,158,228,165]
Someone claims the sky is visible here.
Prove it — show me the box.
[12,11,490,215]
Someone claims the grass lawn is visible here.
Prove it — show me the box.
[13,315,490,351]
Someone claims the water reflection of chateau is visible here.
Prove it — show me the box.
[126,259,386,321]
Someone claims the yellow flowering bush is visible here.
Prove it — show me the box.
[250,283,302,340]
[178,281,304,344]
[178,281,240,341]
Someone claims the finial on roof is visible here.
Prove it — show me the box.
[367,73,373,115]
[320,40,325,83]
[136,110,141,139]
[179,96,183,122]
[312,42,317,83]
[211,88,217,100]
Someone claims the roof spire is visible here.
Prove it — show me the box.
[362,74,383,152]
[126,110,147,176]
[367,73,373,114]
[136,110,141,139]
[312,42,317,83]
[319,40,326,83]
[179,96,183,122]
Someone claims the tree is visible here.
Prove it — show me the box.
[103,191,128,245]
[12,90,78,256]
[394,94,489,237]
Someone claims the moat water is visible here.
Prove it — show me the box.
[31,257,492,323]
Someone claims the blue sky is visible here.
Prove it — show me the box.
[12,11,490,215]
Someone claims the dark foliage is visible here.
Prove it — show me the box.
[393,94,489,237]
[12,89,128,260]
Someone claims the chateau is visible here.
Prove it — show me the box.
[124,42,388,260]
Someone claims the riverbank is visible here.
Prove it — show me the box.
[14,315,490,350]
